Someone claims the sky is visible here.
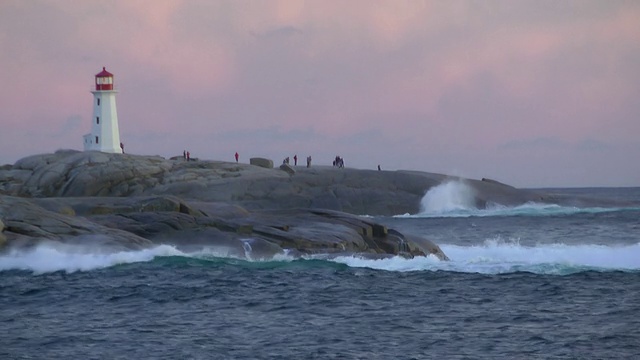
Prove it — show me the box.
[1,0,639,188]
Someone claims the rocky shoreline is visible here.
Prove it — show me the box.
[1,150,637,260]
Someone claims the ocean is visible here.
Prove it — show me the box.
[2,185,640,359]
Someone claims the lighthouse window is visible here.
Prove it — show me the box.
[97,98,100,106]
[95,136,99,144]
[96,116,100,124]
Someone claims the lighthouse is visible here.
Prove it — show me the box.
[83,67,122,153]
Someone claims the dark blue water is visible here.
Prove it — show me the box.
[2,187,640,359]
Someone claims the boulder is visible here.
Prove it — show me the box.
[403,233,449,261]
[250,157,274,169]
[279,163,295,175]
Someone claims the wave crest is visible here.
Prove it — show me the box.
[419,181,477,214]
[402,181,636,218]
[2,240,639,275]
[330,239,640,275]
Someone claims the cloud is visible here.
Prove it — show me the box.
[1,1,640,186]
[576,139,612,152]
[500,137,613,152]
[253,25,304,39]
[214,126,320,142]
[499,137,566,150]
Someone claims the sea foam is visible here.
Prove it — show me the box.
[0,242,296,274]
[419,180,477,214]
[0,243,183,274]
[329,239,640,275]
[2,240,638,275]
[398,180,631,218]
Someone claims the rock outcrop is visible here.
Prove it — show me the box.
[2,150,635,259]
[0,196,152,251]
[0,149,573,215]
[0,194,448,260]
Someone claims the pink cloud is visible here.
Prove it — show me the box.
[1,1,639,186]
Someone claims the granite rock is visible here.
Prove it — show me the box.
[0,194,447,259]
[250,157,274,169]
[0,150,579,215]
[3,150,636,259]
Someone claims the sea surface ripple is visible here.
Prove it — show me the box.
[2,257,640,359]
[2,187,640,359]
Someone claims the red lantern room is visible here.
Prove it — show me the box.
[95,67,114,91]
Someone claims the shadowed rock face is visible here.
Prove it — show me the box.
[0,195,448,260]
[0,196,152,252]
[1,150,635,259]
[0,219,6,247]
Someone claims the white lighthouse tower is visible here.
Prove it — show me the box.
[83,67,122,153]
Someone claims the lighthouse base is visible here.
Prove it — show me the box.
[83,133,122,154]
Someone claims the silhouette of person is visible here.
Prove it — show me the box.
[120,142,124,154]
[294,154,297,166]
[378,165,381,171]
[235,152,239,162]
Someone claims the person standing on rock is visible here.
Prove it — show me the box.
[306,156,312,167]
[293,154,297,166]
[378,165,381,171]
[235,152,239,163]
[187,151,190,161]
[120,142,125,154]
[183,150,186,160]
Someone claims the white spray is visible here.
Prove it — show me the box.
[419,180,477,214]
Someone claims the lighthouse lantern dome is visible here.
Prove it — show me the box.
[95,66,114,91]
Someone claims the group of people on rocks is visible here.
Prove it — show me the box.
[180,150,364,170]
[282,154,312,168]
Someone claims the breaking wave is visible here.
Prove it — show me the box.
[1,240,639,276]
[331,239,640,275]
[419,180,477,213]
[397,181,636,218]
